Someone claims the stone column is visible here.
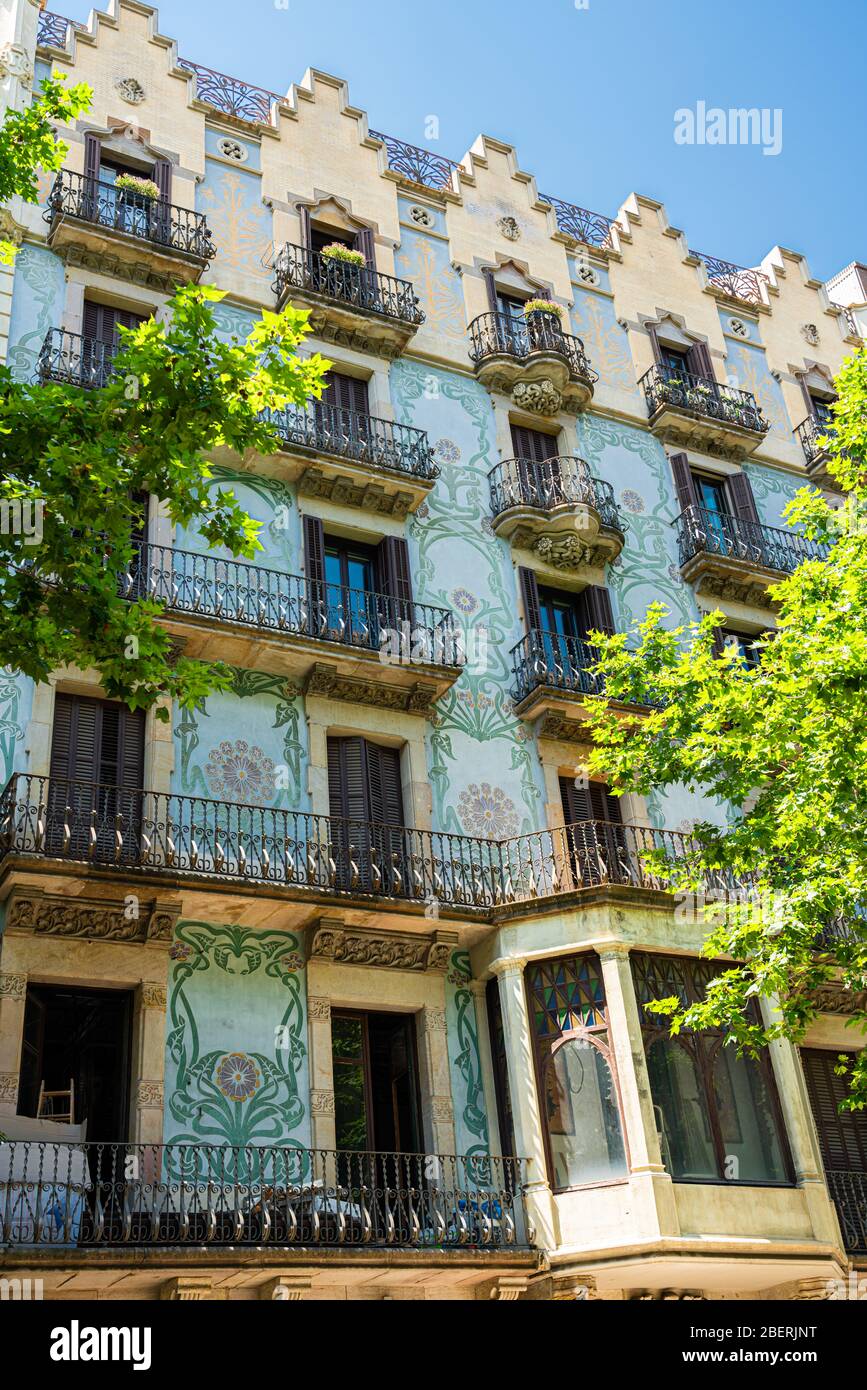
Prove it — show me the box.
[490,957,558,1250]
[416,1003,456,1156]
[470,979,502,1155]
[598,945,678,1240]
[0,967,27,1117]
[132,972,169,1145]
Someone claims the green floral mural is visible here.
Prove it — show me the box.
[445,949,489,1160]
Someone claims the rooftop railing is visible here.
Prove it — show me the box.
[468,310,597,384]
[0,1141,532,1250]
[489,456,622,533]
[45,171,215,263]
[120,542,460,663]
[540,195,615,249]
[368,131,462,190]
[273,241,424,325]
[0,774,740,907]
[640,365,769,435]
[674,505,830,574]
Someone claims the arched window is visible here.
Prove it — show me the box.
[526,953,628,1191]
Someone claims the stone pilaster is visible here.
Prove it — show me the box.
[132,974,169,1144]
[0,968,27,1116]
[416,1003,456,1155]
[305,990,336,1151]
[470,978,502,1155]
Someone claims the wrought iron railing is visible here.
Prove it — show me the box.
[36,9,70,48]
[0,1141,531,1250]
[119,542,460,662]
[511,629,603,705]
[368,131,462,190]
[176,58,278,123]
[690,251,769,307]
[795,414,837,466]
[273,241,423,324]
[640,365,769,435]
[489,456,622,533]
[674,505,830,574]
[468,310,597,384]
[0,774,738,905]
[37,329,119,390]
[261,399,437,479]
[45,170,215,262]
[825,1171,867,1253]
[540,195,615,249]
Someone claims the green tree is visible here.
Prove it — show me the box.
[584,346,867,1106]
[0,285,328,716]
[0,74,92,262]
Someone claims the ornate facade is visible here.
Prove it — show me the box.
[0,0,864,1302]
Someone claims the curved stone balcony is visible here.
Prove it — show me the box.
[468,311,597,414]
[640,365,769,460]
[488,456,625,566]
[273,241,424,359]
[44,171,215,284]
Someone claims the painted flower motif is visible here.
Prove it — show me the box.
[481,517,495,537]
[458,782,520,840]
[205,739,276,803]
[667,563,683,586]
[280,952,304,973]
[448,968,471,986]
[170,942,192,961]
[620,488,646,514]
[215,1053,261,1103]
[451,587,478,616]
[434,438,460,464]
[415,501,430,519]
[676,818,698,836]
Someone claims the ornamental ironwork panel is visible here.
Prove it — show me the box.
[795,414,838,466]
[368,131,461,190]
[261,399,438,479]
[690,251,769,306]
[673,504,830,573]
[639,364,769,434]
[540,195,614,249]
[468,310,598,384]
[273,242,424,324]
[45,171,216,262]
[36,10,70,49]
[176,58,277,123]
[489,455,622,532]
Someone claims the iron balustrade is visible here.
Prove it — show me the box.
[674,505,830,574]
[0,774,746,906]
[37,328,118,389]
[0,1140,531,1250]
[825,1171,867,1253]
[489,456,622,533]
[468,310,598,384]
[539,194,615,248]
[796,414,837,466]
[368,131,462,190]
[45,170,215,263]
[511,629,603,704]
[36,10,70,48]
[273,241,423,324]
[689,251,769,307]
[261,399,438,479]
[640,364,769,435]
[176,58,278,123]
[118,541,461,662]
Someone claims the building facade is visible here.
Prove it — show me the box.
[0,0,864,1302]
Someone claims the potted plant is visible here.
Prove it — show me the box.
[114,173,161,200]
[319,242,367,298]
[320,242,366,267]
[523,298,563,349]
[113,173,161,239]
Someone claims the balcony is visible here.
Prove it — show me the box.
[795,415,840,488]
[122,542,462,711]
[640,365,769,458]
[826,1172,867,1254]
[0,774,745,911]
[272,242,424,359]
[468,310,597,413]
[260,399,438,517]
[488,456,625,565]
[38,328,119,390]
[44,171,215,282]
[0,1140,531,1252]
[675,505,829,604]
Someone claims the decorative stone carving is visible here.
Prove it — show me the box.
[511,378,562,416]
[304,662,439,715]
[136,1081,163,1109]
[307,996,332,1021]
[422,1006,448,1033]
[807,982,867,1015]
[0,207,26,249]
[310,1089,335,1116]
[497,215,521,241]
[297,467,417,518]
[309,925,452,973]
[141,984,167,1010]
[627,1288,705,1301]
[430,1095,454,1124]
[409,205,435,229]
[575,262,601,288]
[551,1274,597,1300]
[537,712,593,744]
[801,323,820,346]
[533,533,596,571]
[299,308,411,362]
[488,1276,529,1300]
[0,44,34,87]
[52,242,188,295]
[728,318,749,337]
[217,137,247,162]
[792,1277,835,1300]
[0,1074,19,1105]
[115,77,146,105]
[5,891,182,946]
[696,573,778,610]
[260,1276,311,1301]
[160,1277,213,1301]
[0,973,27,1001]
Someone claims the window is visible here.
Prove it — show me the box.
[486,978,516,1158]
[695,473,729,516]
[810,395,835,426]
[310,225,354,255]
[719,629,762,669]
[526,953,628,1189]
[81,301,148,386]
[632,953,793,1185]
[801,1049,867,1175]
[558,775,626,885]
[324,535,377,642]
[331,1011,421,1154]
[510,422,558,464]
[303,518,414,646]
[660,344,689,378]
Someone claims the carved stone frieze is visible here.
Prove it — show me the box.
[51,242,189,293]
[296,466,417,518]
[532,533,598,570]
[0,1073,19,1104]
[5,891,182,946]
[307,996,332,1021]
[430,1095,454,1124]
[511,378,562,416]
[807,982,867,1015]
[310,1089,335,1116]
[537,712,593,744]
[301,308,409,361]
[141,984,167,1010]
[695,572,778,609]
[309,924,451,973]
[136,1080,163,1109]
[0,973,27,1001]
[304,662,439,715]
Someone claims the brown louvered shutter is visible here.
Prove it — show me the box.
[482,268,498,311]
[298,206,312,251]
[729,471,761,525]
[354,226,375,268]
[328,736,368,826]
[799,375,818,418]
[801,1049,867,1173]
[559,774,592,823]
[589,782,622,823]
[647,324,663,365]
[577,585,615,638]
[518,566,542,633]
[84,302,146,345]
[366,742,404,828]
[510,423,556,463]
[669,452,699,513]
[376,536,414,621]
[84,133,101,185]
[323,370,369,416]
[686,341,715,381]
[153,158,172,202]
[303,515,326,585]
[711,624,727,659]
[50,694,99,785]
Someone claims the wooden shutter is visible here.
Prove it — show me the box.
[50,694,143,788]
[376,536,414,609]
[728,471,761,525]
[323,370,369,416]
[801,1049,867,1173]
[669,452,699,513]
[711,625,727,659]
[303,514,326,586]
[83,302,146,345]
[298,205,312,251]
[518,566,542,633]
[152,158,172,203]
[482,268,498,311]
[354,226,375,268]
[647,324,663,365]
[510,423,556,462]
[799,375,818,418]
[328,737,404,828]
[577,585,615,638]
[366,742,404,828]
[84,132,101,184]
[686,341,715,380]
[559,775,622,825]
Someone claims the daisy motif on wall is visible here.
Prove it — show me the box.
[458,782,520,840]
[205,739,277,804]
[620,488,646,514]
[451,587,479,616]
[215,1053,261,1102]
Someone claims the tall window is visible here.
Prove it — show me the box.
[632,953,792,1185]
[526,953,628,1190]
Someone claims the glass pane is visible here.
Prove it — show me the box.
[646,1039,718,1180]
[333,1061,368,1152]
[699,478,727,514]
[331,1016,363,1061]
[542,1038,627,1188]
[712,1047,789,1183]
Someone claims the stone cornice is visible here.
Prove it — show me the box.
[6,890,182,946]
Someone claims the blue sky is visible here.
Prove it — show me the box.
[57,0,865,281]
